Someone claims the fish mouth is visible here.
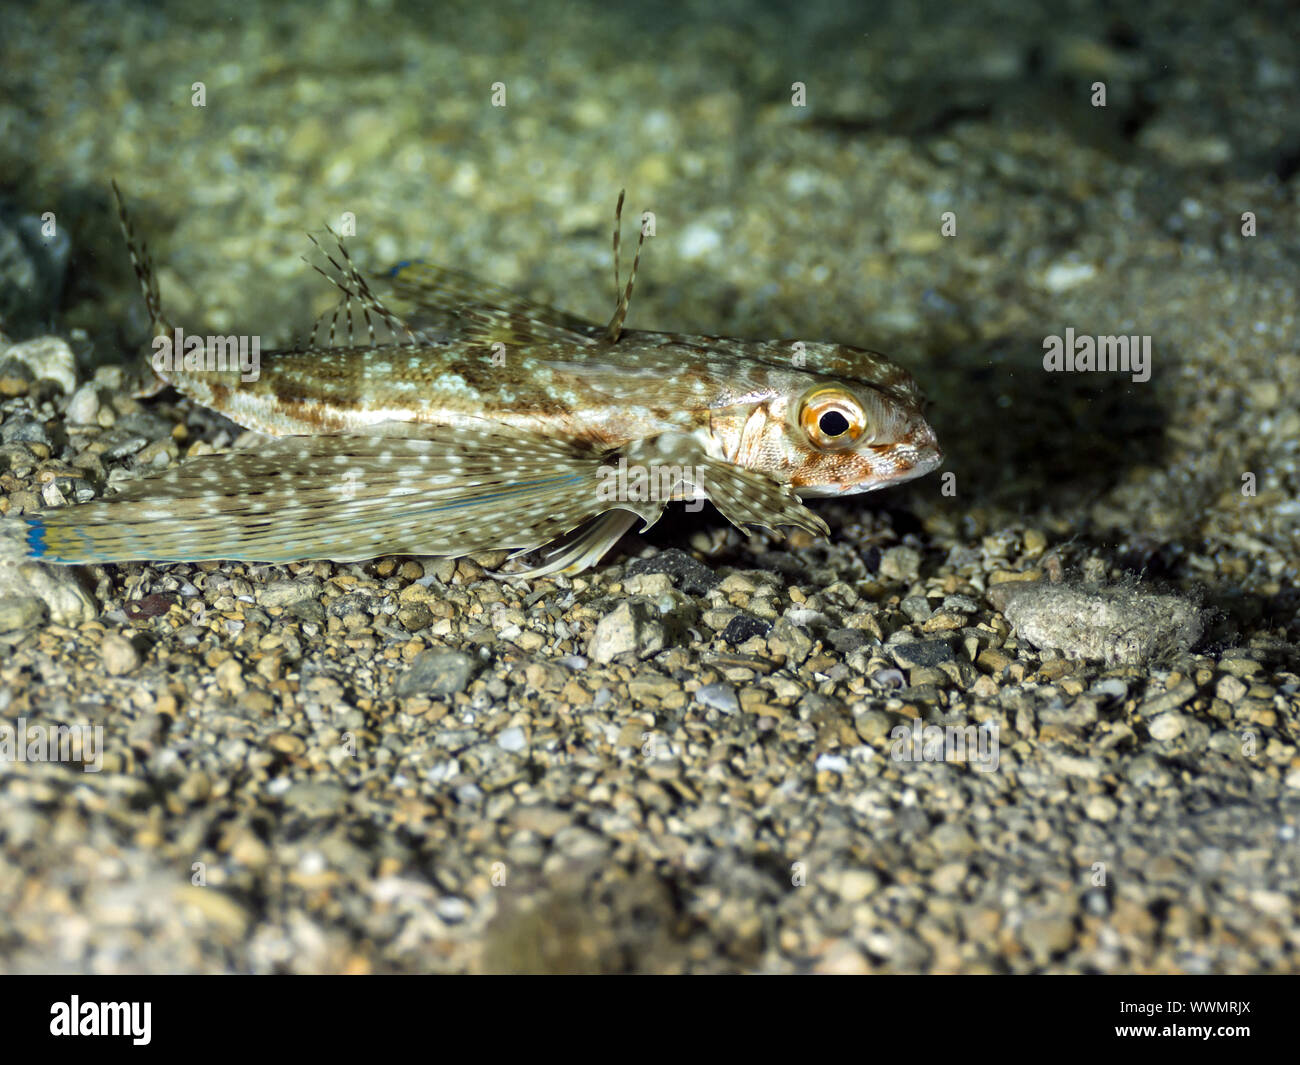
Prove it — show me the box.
[798,428,943,498]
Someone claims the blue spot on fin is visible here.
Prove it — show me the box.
[25,517,45,558]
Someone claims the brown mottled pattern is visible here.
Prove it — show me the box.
[21,194,942,570]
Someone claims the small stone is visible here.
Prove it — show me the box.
[695,683,740,714]
[0,595,47,632]
[901,595,932,622]
[1219,657,1262,678]
[214,657,246,695]
[718,612,770,644]
[890,639,955,669]
[0,415,49,446]
[1215,674,1248,704]
[99,632,140,675]
[622,572,674,596]
[834,869,878,902]
[1020,912,1076,964]
[625,548,720,595]
[1,335,76,394]
[814,752,849,773]
[991,580,1202,666]
[588,600,667,663]
[267,731,306,755]
[1085,795,1118,822]
[1148,712,1185,741]
[1091,678,1129,701]
[66,382,100,424]
[0,359,32,396]
[281,780,347,817]
[177,770,212,804]
[0,562,95,625]
[397,603,433,631]
[397,648,477,696]
[497,726,527,752]
[879,545,921,583]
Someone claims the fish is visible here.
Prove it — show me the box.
[10,186,942,576]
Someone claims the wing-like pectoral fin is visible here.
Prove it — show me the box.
[21,426,644,567]
[697,456,830,539]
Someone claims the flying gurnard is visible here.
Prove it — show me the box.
[14,188,942,576]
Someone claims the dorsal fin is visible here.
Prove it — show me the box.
[604,189,647,343]
[111,180,175,339]
[298,227,425,351]
[385,260,601,348]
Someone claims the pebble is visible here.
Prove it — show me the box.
[718,612,770,644]
[65,382,100,424]
[694,683,740,714]
[0,335,76,394]
[0,595,47,631]
[879,546,921,583]
[1085,795,1119,822]
[396,649,477,696]
[0,562,95,626]
[100,632,140,675]
[1019,912,1076,964]
[625,548,720,595]
[834,870,878,902]
[992,581,1202,666]
[1147,712,1186,741]
[497,726,527,752]
[889,639,955,669]
[588,600,667,663]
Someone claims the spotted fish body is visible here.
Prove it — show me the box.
[14,189,941,574]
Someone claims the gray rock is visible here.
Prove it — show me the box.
[0,562,95,625]
[396,648,478,697]
[901,595,933,622]
[990,580,1202,666]
[879,545,922,583]
[497,726,527,752]
[280,780,348,817]
[0,594,47,631]
[65,382,101,424]
[588,600,666,663]
[0,335,76,394]
[695,682,740,714]
[0,415,50,446]
[626,548,720,595]
[889,638,955,669]
[257,578,324,608]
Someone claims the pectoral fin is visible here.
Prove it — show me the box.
[17,425,648,566]
[696,456,829,539]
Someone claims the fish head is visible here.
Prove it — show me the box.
[714,341,942,497]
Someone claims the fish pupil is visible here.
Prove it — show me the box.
[819,410,850,436]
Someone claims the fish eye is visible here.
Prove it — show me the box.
[799,387,866,450]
